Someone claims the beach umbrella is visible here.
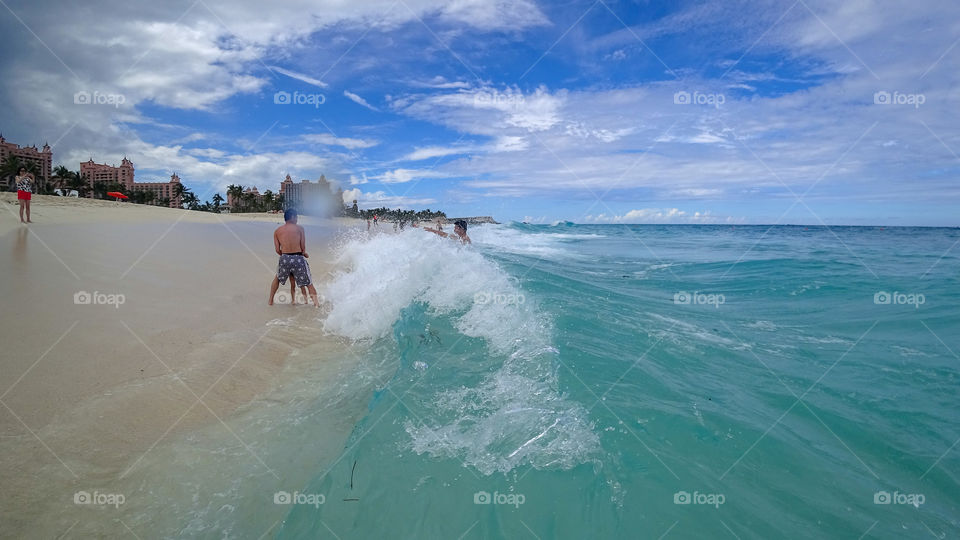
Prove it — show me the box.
[107,191,128,202]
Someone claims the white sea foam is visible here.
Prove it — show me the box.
[322,228,601,474]
[467,223,600,259]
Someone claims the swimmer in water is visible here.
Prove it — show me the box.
[425,219,471,244]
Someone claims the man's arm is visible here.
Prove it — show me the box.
[424,227,449,238]
[273,229,282,255]
[299,225,308,257]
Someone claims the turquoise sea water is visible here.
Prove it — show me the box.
[278,223,959,539]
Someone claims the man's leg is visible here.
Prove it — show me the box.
[268,276,280,305]
[289,275,298,304]
[306,284,320,308]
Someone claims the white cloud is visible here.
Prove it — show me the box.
[342,187,437,208]
[585,208,743,224]
[303,133,379,149]
[395,85,565,135]
[409,76,473,89]
[349,172,369,185]
[375,168,448,184]
[343,90,379,111]
[399,136,527,161]
[401,145,475,161]
[269,66,328,88]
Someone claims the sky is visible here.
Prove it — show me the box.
[1,0,958,225]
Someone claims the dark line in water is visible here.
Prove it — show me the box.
[350,460,357,490]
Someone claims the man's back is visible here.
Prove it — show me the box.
[275,223,304,253]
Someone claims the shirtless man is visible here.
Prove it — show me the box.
[424,219,471,244]
[268,209,320,307]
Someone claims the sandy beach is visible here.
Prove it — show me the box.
[0,194,365,537]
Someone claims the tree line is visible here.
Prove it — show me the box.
[3,158,451,219]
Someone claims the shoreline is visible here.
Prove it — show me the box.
[0,194,358,536]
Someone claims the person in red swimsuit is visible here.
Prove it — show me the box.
[15,167,33,223]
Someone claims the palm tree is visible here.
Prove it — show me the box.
[241,191,256,213]
[67,172,90,198]
[262,190,275,213]
[52,165,73,195]
[212,193,224,213]
[169,182,184,208]
[226,184,244,211]
[182,190,199,210]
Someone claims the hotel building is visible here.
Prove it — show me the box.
[80,158,182,207]
[0,135,52,190]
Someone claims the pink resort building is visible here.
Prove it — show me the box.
[0,134,52,190]
[80,158,182,207]
[226,186,265,211]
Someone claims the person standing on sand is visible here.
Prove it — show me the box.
[15,167,33,223]
[425,219,471,244]
[268,209,320,307]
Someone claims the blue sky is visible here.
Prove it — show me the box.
[1,0,959,224]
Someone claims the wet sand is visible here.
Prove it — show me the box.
[0,193,359,536]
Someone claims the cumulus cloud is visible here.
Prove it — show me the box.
[0,0,548,195]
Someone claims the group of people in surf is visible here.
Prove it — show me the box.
[364,213,471,244]
[270,209,471,307]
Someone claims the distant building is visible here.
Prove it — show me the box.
[135,173,182,207]
[81,157,134,192]
[227,186,264,211]
[279,174,344,214]
[0,134,52,190]
[80,158,181,207]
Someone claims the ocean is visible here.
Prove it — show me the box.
[272,223,960,538]
[82,222,959,538]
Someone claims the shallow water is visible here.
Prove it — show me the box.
[278,224,959,539]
